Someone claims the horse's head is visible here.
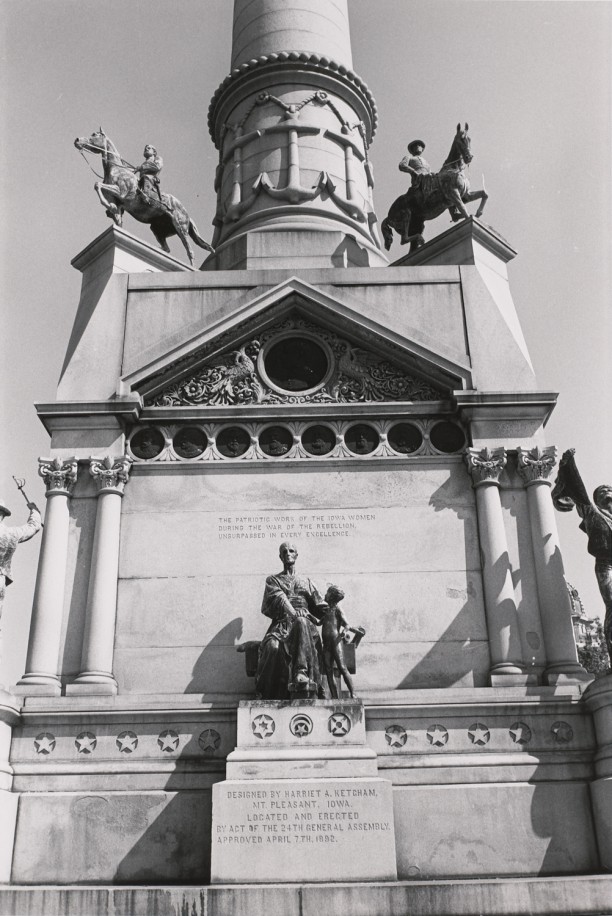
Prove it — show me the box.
[74,128,107,155]
[454,122,473,164]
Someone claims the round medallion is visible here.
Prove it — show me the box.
[551,721,573,743]
[116,731,138,753]
[252,714,275,739]
[259,425,293,457]
[426,724,449,747]
[302,424,336,456]
[509,722,532,745]
[385,724,408,748]
[345,424,379,455]
[388,422,423,454]
[198,729,221,754]
[290,714,313,737]
[158,730,180,752]
[429,421,466,454]
[328,713,351,737]
[173,426,207,458]
[130,427,165,460]
[75,732,97,754]
[216,426,251,458]
[34,733,56,755]
[262,336,330,393]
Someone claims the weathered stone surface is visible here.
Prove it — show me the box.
[2,876,612,916]
[211,776,396,883]
[392,782,599,878]
[12,790,213,884]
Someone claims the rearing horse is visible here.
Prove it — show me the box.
[381,124,488,253]
[74,129,214,265]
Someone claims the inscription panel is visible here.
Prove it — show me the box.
[217,509,378,543]
[211,777,396,883]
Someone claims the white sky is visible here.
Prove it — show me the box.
[1,0,610,686]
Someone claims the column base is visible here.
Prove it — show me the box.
[65,673,117,696]
[490,673,539,687]
[13,675,61,697]
[544,663,592,686]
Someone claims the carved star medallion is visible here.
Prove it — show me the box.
[158,730,180,753]
[198,729,221,754]
[551,721,573,744]
[328,713,351,737]
[252,715,275,739]
[468,723,490,746]
[426,724,449,747]
[116,731,138,753]
[34,733,56,755]
[385,725,408,748]
[75,732,97,754]
[290,714,313,738]
[509,722,532,745]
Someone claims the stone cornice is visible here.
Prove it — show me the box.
[208,52,378,145]
[35,399,142,434]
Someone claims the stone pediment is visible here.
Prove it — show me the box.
[128,278,467,407]
[145,314,444,408]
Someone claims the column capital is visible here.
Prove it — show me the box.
[465,447,507,487]
[38,457,78,495]
[89,455,132,495]
[516,445,557,485]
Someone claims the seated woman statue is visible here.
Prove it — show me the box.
[255,542,327,699]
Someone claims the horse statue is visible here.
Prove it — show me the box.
[74,129,214,265]
[381,124,488,253]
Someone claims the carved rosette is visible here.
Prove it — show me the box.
[465,447,507,487]
[38,457,78,495]
[89,456,132,495]
[516,446,557,486]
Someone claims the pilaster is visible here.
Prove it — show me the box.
[15,458,78,696]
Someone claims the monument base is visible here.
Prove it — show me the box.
[210,699,397,883]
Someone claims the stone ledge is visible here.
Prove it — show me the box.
[1,875,612,916]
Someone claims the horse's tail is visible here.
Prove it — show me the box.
[381,218,394,251]
[189,219,215,254]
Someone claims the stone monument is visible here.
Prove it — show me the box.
[1,1,612,913]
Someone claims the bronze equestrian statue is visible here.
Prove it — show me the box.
[75,129,214,265]
[381,124,488,253]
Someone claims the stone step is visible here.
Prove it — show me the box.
[1,876,612,916]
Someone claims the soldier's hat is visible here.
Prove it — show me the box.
[0,499,11,517]
[407,140,426,155]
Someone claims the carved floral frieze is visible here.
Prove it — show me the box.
[147,318,444,408]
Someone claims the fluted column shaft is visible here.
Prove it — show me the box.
[517,446,588,683]
[466,448,524,682]
[16,458,78,695]
[68,456,131,695]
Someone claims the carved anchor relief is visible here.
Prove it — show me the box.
[218,91,372,226]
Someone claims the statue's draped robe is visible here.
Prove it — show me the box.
[255,572,325,699]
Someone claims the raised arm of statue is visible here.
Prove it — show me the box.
[551,449,591,515]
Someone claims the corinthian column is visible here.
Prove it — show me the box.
[16,457,78,695]
[68,456,132,695]
[465,447,525,683]
[517,446,589,684]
